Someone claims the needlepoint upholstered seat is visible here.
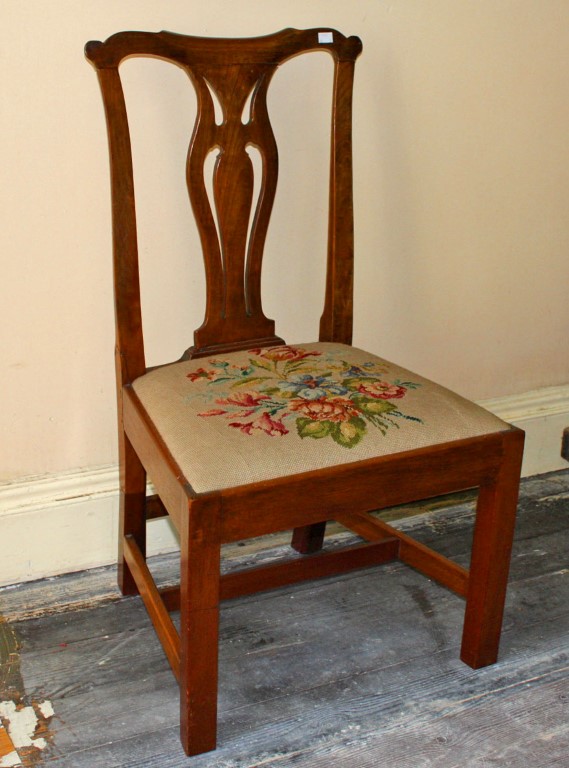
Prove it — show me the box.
[133,342,508,493]
[85,27,524,758]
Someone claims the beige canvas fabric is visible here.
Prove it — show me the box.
[132,342,507,493]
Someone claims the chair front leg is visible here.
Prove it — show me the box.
[179,496,222,757]
[461,429,524,669]
[118,432,146,595]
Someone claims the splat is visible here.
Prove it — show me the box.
[185,62,281,356]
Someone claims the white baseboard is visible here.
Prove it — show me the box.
[0,467,179,588]
[1,385,567,588]
[479,384,569,477]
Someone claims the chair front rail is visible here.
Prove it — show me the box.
[218,431,510,542]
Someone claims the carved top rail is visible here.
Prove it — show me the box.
[85,28,362,378]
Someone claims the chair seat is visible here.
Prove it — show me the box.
[132,342,507,493]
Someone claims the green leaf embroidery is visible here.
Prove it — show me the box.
[251,358,274,372]
[230,376,271,389]
[331,417,366,448]
[356,398,398,416]
[296,418,333,440]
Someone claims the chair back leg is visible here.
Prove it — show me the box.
[118,433,147,595]
[291,521,328,554]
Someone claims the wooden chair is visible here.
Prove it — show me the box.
[85,28,524,757]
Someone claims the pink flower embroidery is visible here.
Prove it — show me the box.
[198,408,227,417]
[218,392,271,408]
[209,391,271,419]
[249,345,321,363]
[289,397,359,423]
[358,381,407,400]
[229,412,289,436]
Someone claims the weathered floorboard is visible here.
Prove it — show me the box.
[0,470,568,767]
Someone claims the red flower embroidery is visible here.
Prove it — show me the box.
[208,392,271,419]
[249,345,321,363]
[289,397,359,423]
[187,367,216,382]
[357,381,407,400]
[229,412,289,436]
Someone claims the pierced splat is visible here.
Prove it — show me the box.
[184,62,283,357]
[85,28,362,375]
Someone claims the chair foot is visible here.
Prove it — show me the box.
[180,606,219,756]
[291,522,327,554]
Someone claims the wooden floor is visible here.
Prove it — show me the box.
[1,470,568,767]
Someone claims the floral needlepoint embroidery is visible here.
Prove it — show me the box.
[186,367,216,382]
[186,346,422,447]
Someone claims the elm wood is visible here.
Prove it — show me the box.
[159,538,400,613]
[218,433,507,543]
[7,472,569,628]
[335,510,469,598]
[460,427,525,669]
[179,496,222,756]
[123,534,181,679]
[9,477,569,766]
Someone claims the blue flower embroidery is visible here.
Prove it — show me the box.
[276,373,349,400]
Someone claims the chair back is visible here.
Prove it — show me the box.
[85,29,362,380]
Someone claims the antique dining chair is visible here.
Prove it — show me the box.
[85,28,524,757]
